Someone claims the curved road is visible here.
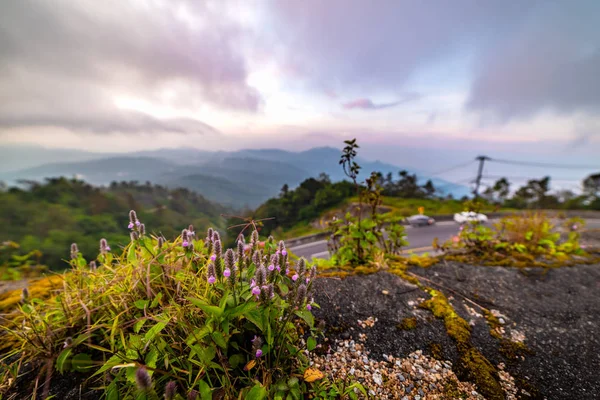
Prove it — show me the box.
[289,219,600,260]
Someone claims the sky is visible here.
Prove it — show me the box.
[0,0,599,189]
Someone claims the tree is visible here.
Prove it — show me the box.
[583,173,600,198]
[422,180,436,198]
[483,177,510,204]
[280,184,289,198]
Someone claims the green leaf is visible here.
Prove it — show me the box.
[71,353,94,372]
[229,353,245,369]
[134,300,149,310]
[56,348,72,374]
[144,321,168,344]
[211,332,227,349]
[295,310,314,329]
[245,310,265,332]
[145,347,158,369]
[198,380,212,400]
[134,318,147,333]
[224,302,257,319]
[307,336,317,351]
[246,383,267,400]
[150,292,162,309]
[188,297,223,318]
[106,380,120,400]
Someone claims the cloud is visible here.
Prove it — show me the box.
[0,0,260,134]
[342,93,421,110]
[266,1,526,94]
[467,1,600,120]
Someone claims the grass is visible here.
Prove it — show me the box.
[0,212,368,400]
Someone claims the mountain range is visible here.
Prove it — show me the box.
[0,145,470,208]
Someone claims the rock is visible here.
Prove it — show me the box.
[373,372,383,385]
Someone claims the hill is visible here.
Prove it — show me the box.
[0,145,471,208]
[0,177,230,269]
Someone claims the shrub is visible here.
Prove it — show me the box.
[328,140,408,266]
[1,211,328,400]
[443,212,588,266]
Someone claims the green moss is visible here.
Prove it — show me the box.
[443,379,469,399]
[419,288,505,400]
[396,317,417,330]
[418,289,471,345]
[482,309,503,340]
[499,340,530,362]
[428,342,443,360]
[458,347,504,400]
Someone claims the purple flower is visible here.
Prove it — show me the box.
[276,265,281,272]
[210,254,216,261]
[182,240,189,247]
[208,276,216,284]
[250,279,256,288]
[223,268,231,277]
[252,286,261,296]
[105,246,111,251]
[286,268,289,275]
[135,220,141,227]
[572,224,578,231]
[306,278,310,283]
[128,222,134,229]
[282,250,287,256]
[292,274,299,281]
[307,304,312,311]
[255,349,263,358]
[268,264,275,271]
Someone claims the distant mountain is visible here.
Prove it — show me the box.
[0,145,470,208]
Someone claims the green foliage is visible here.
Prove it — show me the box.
[245,176,355,240]
[443,212,590,266]
[0,178,230,270]
[0,212,337,399]
[328,141,408,266]
[0,241,47,281]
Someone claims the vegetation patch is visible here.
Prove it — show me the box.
[0,211,367,399]
[396,317,417,330]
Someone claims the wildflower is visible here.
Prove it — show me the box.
[128,222,134,229]
[223,268,231,278]
[251,230,259,247]
[131,231,139,241]
[210,254,216,261]
[135,367,152,391]
[212,231,221,243]
[252,250,261,266]
[207,227,214,242]
[295,284,307,306]
[164,381,177,400]
[296,258,306,276]
[207,261,216,284]
[572,224,578,231]
[282,249,287,256]
[309,265,317,281]
[252,336,264,357]
[268,264,275,271]
[256,349,263,358]
[136,220,141,227]
[292,274,299,281]
[139,223,145,236]
[307,304,312,311]
[157,236,164,249]
[236,240,245,264]
[89,261,97,271]
[182,240,189,247]
[188,390,199,400]
[129,210,138,225]
[255,265,267,286]
[250,279,256,288]
[252,286,261,297]
[99,238,110,254]
[188,224,194,234]
[70,243,79,259]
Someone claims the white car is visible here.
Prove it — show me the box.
[407,215,436,227]
[454,211,488,224]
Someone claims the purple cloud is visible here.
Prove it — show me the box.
[342,93,421,110]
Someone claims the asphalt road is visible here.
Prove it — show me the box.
[289,219,600,261]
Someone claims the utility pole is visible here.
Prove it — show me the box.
[473,156,490,198]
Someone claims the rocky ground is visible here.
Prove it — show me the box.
[310,232,600,399]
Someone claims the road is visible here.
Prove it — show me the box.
[289,219,600,261]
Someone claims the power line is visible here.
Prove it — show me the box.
[424,160,475,177]
[488,158,598,170]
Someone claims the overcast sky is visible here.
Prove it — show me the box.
[1,0,599,181]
